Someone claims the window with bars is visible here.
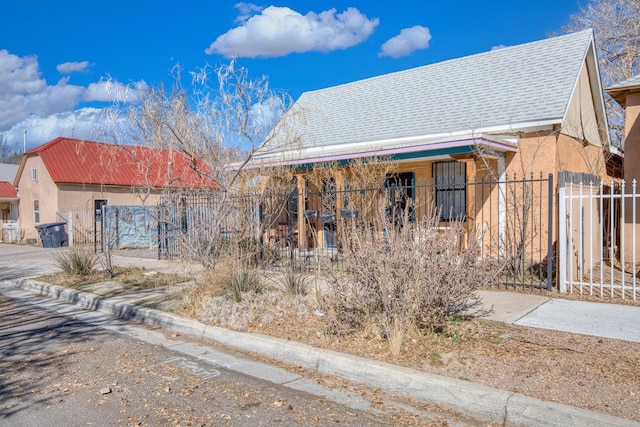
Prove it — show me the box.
[434,161,466,221]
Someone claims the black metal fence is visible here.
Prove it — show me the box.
[155,173,554,290]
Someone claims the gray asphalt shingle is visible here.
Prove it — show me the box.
[267,30,594,156]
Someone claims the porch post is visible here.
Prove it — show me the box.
[335,170,345,250]
[296,174,307,250]
[558,185,568,293]
[497,154,506,257]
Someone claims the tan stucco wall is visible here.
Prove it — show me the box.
[56,184,161,212]
[623,92,640,183]
[17,154,165,243]
[17,156,59,241]
[623,91,640,261]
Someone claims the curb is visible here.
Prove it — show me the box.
[12,278,638,427]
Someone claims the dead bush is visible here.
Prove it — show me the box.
[324,209,497,341]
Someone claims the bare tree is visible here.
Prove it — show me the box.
[564,0,640,146]
[0,136,22,164]
[102,61,298,266]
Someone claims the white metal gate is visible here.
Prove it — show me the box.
[558,179,638,300]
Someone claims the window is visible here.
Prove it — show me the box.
[434,161,466,221]
[33,200,40,223]
[31,168,37,180]
[385,172,415,223]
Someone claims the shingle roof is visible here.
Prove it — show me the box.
[260,29,596,163]
[21,137,216,189]
[0,163,19,182]
[606,74,640,106]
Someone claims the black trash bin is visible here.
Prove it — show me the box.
[35,222,68,248]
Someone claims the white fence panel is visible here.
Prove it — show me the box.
[558,180,638,300]
[56,210,98,246]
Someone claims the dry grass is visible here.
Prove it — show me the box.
[37,266,190,291]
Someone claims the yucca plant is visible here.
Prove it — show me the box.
[281,265,310,298]
[54,246,98,275]
[230,266,263,302]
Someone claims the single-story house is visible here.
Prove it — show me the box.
[251,29,620,258]
[14,137,215,243]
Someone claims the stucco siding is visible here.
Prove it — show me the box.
[17,156,59,240]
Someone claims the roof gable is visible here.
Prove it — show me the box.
[260,29,598,163]
[19,137,216,189]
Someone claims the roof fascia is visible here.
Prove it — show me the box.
[561,31,611,146]
[12,153,31,187]
[587,36,612,146]
[250,136,519,169]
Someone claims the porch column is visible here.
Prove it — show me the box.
[497,154,506,257]
[335,170,346,250]
[296,174,307,250]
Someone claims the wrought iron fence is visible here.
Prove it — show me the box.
[159,173,554,290]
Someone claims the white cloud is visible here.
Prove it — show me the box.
[206,6,379,58]
[57,61,92,74]
[491,44,509,51]
[234,2,263,24]
[0,50,146,148]
[0,108,108,150]
[0,50,85,131]
[248,95,286,135]
[379,25,432,58]
[84,79,149,103]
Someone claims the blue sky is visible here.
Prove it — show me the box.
[1,1,583,150]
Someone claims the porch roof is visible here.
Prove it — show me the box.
[249,134,517,168]
[0,181,18,201]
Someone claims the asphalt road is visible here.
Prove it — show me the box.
[0,294,415,427]
[0,244,62,280]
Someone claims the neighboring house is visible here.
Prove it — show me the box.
[606,74,640,261]
[0,163,20,241]
[14,137,215,243]
[253,29,619,256]
[0,162,19,182]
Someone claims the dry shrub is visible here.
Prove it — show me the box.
[177,263,229,318]
[325,208,496,342]
[178,256,264,318]
[53,246,98,276]
[279,263,311,297]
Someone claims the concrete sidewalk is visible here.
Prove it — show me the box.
[477,290,640,343]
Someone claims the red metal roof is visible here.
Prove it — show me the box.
[0,181,18,199]
[26,137,216,189]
